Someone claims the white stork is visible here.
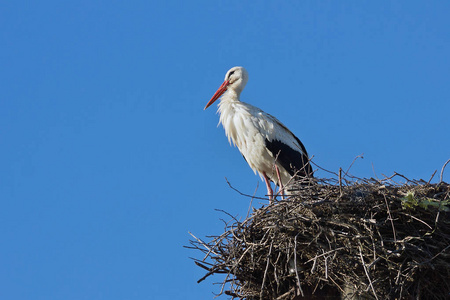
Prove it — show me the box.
[204,66,313,200]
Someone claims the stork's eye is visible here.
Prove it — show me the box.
[228,71,235,79]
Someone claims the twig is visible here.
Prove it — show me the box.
[344,153,364,177]
[371,162,379,180]
[393,172,414,183]
[310,157,339,177]
[328,276,345,294]
[427,169,437,184]
[398,212,433,230]
[260,242,273,300]
[246,182,258,219]
[225,177,268,200]
[440,158,450,183]
[383,194,397,242]
[188,231,218,256]
[214,209,239,224]
[305,247,346,264]
[294,235,304,297]
[420,244,450,265]
[195,260,229,284]
[275,287,296,300]
[359,245,379,300]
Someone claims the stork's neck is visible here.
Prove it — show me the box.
[218,90,240,118]
[221,88,241,103]
[217,88,247,148]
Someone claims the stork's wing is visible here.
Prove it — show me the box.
[256,111,313,177]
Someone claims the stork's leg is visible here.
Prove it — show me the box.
[263,172,274,203]
[275,165,285,199]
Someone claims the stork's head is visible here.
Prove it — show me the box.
[204,66,249,110]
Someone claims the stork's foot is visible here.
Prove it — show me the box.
[267,185,274,204]
[263,172,274,204]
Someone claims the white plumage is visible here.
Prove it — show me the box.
[204,66,313,199]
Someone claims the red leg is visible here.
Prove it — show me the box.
[275,165,285,199]
[263,172,273,203]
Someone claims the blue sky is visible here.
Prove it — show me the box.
[1,1,449,299]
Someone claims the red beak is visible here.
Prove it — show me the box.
[204,80,229,110]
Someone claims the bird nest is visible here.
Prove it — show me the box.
[188,174,450,299]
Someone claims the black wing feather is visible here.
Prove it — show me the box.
[265,135,313,178]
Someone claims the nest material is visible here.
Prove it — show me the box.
[189,175,450,299]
